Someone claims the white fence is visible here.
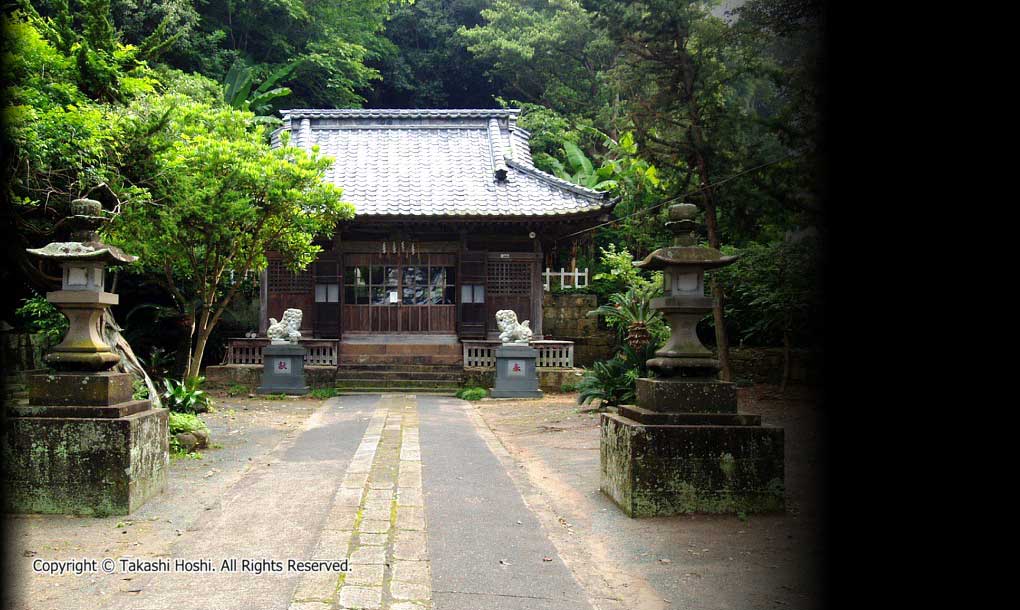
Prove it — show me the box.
[542,267,589,291]
[224,338,339,366]
[462,340,574,369]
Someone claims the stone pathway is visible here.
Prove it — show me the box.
[81,394,594,610]
[290,395,433,610]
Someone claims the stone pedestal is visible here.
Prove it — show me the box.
[490,344,543,398]
[257,343,309,395]
[600,378,784,517]
[2,371,169,516]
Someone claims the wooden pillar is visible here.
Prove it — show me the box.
[533,235,543,337]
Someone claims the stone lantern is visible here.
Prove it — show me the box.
[3,199,168,516]
[26,199,136,371]
[599,204,785,517]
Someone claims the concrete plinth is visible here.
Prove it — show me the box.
[257,343,309,395]
[601,376,784,517]
[600,412,784,517]
[636,377,737,413]
[2,371,169,516]
[489,344,543,398]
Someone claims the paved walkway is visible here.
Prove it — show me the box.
[106,395,594,610]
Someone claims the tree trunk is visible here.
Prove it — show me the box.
[698,179,733,382]
[188,329,211,381]
[102,311,162,409]
[709,278,732,381]
[780,329,791,395]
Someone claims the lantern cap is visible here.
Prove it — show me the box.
[26,241,137,265]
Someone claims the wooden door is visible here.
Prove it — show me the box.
[486,253,535,334]
[342,251,457,334]
[313,260,341,338]
[458,251,487,338]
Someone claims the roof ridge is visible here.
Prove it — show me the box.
[280,108,522,119]
[505,158,610,201]
[487,118,509,181]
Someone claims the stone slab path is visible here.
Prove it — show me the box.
[100,394,593,610]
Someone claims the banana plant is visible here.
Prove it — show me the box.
[223,59,303,121]
[547,141,619,190]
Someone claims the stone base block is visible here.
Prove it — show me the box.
[600,413,784,517]
[635,377,737,413]
[257,343,309,395]
[491,345,543,398]
[2,407,169,516]
[29,371,133,406]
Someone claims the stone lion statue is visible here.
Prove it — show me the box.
[267,308,303,344]
[496,309,533,344]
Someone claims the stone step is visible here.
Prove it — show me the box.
[339,354,463,366]
[335,379,461,391]
[340,342,462,356]
[334,370,464,382]
[338,363,463,373]
[335,389,459,397]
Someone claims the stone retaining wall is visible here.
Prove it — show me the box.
[205,365,337,390]
[463,367,584,393]
[729,347,820,385]
[542,293,616,367]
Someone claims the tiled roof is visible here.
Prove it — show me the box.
[271,109,614,218]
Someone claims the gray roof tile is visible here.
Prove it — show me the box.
[271,109,612,218]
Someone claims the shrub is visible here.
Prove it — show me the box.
[576,341,656,408]
[456,387,488,401]
[560,380,580,393]
[311,388,338,399]
[162,376,213,413]
[226,383,249,397]
[169,411,207,435]
[14,296,68,345]
[168,411,208,454]
[132,378,150,400]
[577,358,636,408]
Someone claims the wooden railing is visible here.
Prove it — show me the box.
[462,340,574,369]
[543,267,589,291]
[223,338,339,366]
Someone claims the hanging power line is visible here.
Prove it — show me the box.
[555,150,807,243]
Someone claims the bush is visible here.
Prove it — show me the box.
[162,376,213,413]
[311,387,338,399]
[456,387,488,401]
[14,296,69,345]
[226,383,249,397]
[169,411,207,435]
[168,411,208,454]
[132,378,150,400]
[577,358,636,408]
[576,343,656,408]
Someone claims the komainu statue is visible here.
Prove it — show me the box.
[267,308,303,344]
[495,309,533,344]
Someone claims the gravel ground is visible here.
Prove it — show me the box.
[3,395,321,610]
[471,385,827,610]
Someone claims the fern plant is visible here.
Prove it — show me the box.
[577,358,636,408]
[162,376,213,413]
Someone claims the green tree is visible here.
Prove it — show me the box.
[107,95,354,378]
[1,4,157,300]
[713,233,822,391]
[157,0,395,108]
[368,0,499,108]
[459,0,616,120]
[582,0,771,380]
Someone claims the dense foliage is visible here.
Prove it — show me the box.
[3,0,825,380]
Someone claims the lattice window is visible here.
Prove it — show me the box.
[267,259,312,293]
[486,261,531,295]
